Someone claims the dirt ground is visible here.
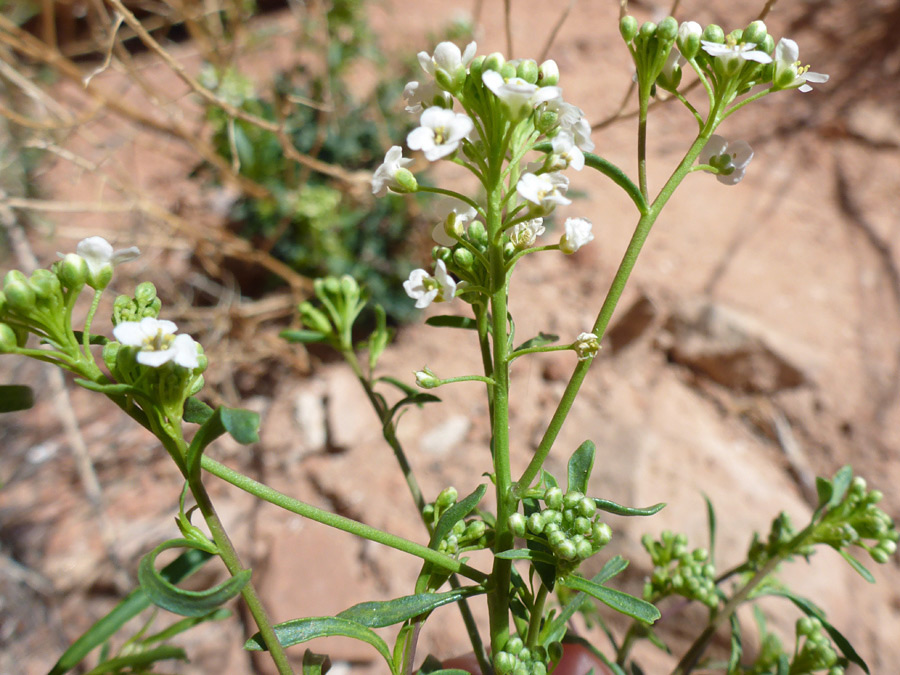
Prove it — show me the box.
[1,0,899,673]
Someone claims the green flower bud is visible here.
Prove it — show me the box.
[544,487,563,510]
[548,642,563,664]
[527,512,544,534]
[656,16,678,42]
[638,21,657,42]
[693,548,708,561]
[577,496,596,518]
[499,62,517,81]
[465,520,486,540]
[506,637,524,656]
[516,59,539,84]
[702,24,724,44]
[3,271,35,312]
[0,323,18,352]
[340,274,360,302]
[677,21,702,60]
[592,522,612,546]
[299,302,333,335]
[415,367,440,389]
[555,539,577,561]
[29,269,61,302]
[761,34,775,55]
[392,167,418,193]
[484,52,505,73]
[742,20,767,45]
[575,539,593,560]
[58,254,88,290]
[881,539,897,555]
[436,486,458,510]
[542,508,562,525]
[574,517,592,535]
[453,247,475,271]
[797,616,815,636]
[562,508,575,523]
[538,59,559,86]
[509,513,527,537]
[513,666,528,675]
[467,220,488,248]
[563,490,583,509]
[619,15,638,42]
[495,651,515,675]
[0,289,7,316]
[871,547,890,564]
[452,520,467,536]
[547,530,566,549]
[517,647,531,662]
[102,341,120,373]
[532,663,547,675]
[469,55,486,78]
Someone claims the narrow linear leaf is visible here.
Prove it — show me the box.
[245,616,395,675]
[389,393,441,418]
[594,499,666,517]
[337,587,484,628]
[764,588,870,673]
[280,329,330,344]
[728,613,742,673]
[302,649,332,675]
[827,466,854,509]
[0,384,33,412]
[377,375,420,397]
[425,315,478,330]
[567,440,596,494]
[141,608,230,645]
[138,539,251,617]
[561,575,660,624]
[704,494,717,567]
[83,646,187,675]
[494,549,557,565]
[430,484,487,548]
[838,549,876,583]
[513,332,559,352]
[48,549,213,675]
[776,654,790,675]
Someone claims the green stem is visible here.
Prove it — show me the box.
[82,289,103,356]
[637,83,651,200]
[526,584,549,649]
[200,456,489,584]
[416,185,485,217]
[509,343,572,362]
[517,130,716,490]
[435,374,495,387]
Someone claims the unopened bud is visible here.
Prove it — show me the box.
[656,16,678,42]
[483,52,505,73]
[453,247,475,271]
[0,323,18,352]
[544,487,563,510]
[299,302,333,335]
[467,220,488,248]
[538,59,559,86]
[393,168,418,193]
[516,59,539,84]
[415,367,441,389]
[135,282,158,307]
[58,254,88,290]
[701,24,724,45]
[3,271,34,311]
[743,20,767,45]
[619,15,638,43]
[677,21,702,60]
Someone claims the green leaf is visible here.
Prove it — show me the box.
[560,575,660,624]
[141,609,230,645]
[337,588,484,628]
[280,329,330,344]
[48,548,213,675]
[763,588,869,673]
[302,649,332,675]
[704,494,717,567]
[72,331,109,346]
[0,384,33,412]
[388,392,441,418]
[83,646,187,675]
[838,549,876,583]
[593,499,666,517]
[728,613,742,674]
[494,549,557,565]
[815,476,833,509]
[138,539,251,617]
[567,440,595,494]
[186,405,259,478]
[430,484,487,548]
[513,332,559,352]
[183,396,214,424]
[775,654,790,675]
[827,466,853,509]
[245,616,396,674]
[425,315,478,330]
[541,470,559,490]
[377,375,419,397]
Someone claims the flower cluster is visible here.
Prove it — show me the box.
[422,487,490,556]
[791,617,846,674]
[493,636,551,675]
[641,531,718,608]
[370,39,598,310]
[509,486,612,574]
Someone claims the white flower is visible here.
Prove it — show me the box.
[418,41,477,78]
[698,135,753,186]
[662,49,683,80]
[573,332,600,361]
[407,107,474,161]
[516,172,571,211]
[772,38,828,93]
[65,236,139,282]
[550,132,585,171]
[559,217,594,254]
[403,260,458,309]
[482,70,561,116]
[403,79,442,113]
[372,146,414,196]
[701,39,772,68]
[432,201,478,246]
[545,100,594,152]
[113,317,200,369]
[509,218,545,250]
[414,367,440,389]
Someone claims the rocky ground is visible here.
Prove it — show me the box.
[2,0,899,673]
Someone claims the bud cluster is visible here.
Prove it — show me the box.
[791,617,846,675]
[747,512,812,570]
[113,282,162,325]
[508,487,612,574]
[812,477,898,564]
[423,487,490,555]
[493,636,552,675]
[641,531,717,608]
[298,275,367,350]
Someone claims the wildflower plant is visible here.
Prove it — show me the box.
[1,10,895,675]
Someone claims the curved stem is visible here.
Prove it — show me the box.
[416,186,485,217]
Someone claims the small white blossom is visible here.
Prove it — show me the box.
[559,217,594,254]
[573,332,600,361]
[432,201,478,246]
[60,236,140,289]
[403,79,443,113]
[414,367,441,389]
[698,135,753,186]
[772,38,828,93]
[701,39,772,67]
[516,172,571,211]
[550,132,585,171]
[509,218,545,250]
[407,107,474,161]
[545,100,594,152]
[482,70,561,116]
[403,260,458,309]
[418,41,477,78]
[372,146,414,196]
[113,317,200,369]
[678,21,702,43]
